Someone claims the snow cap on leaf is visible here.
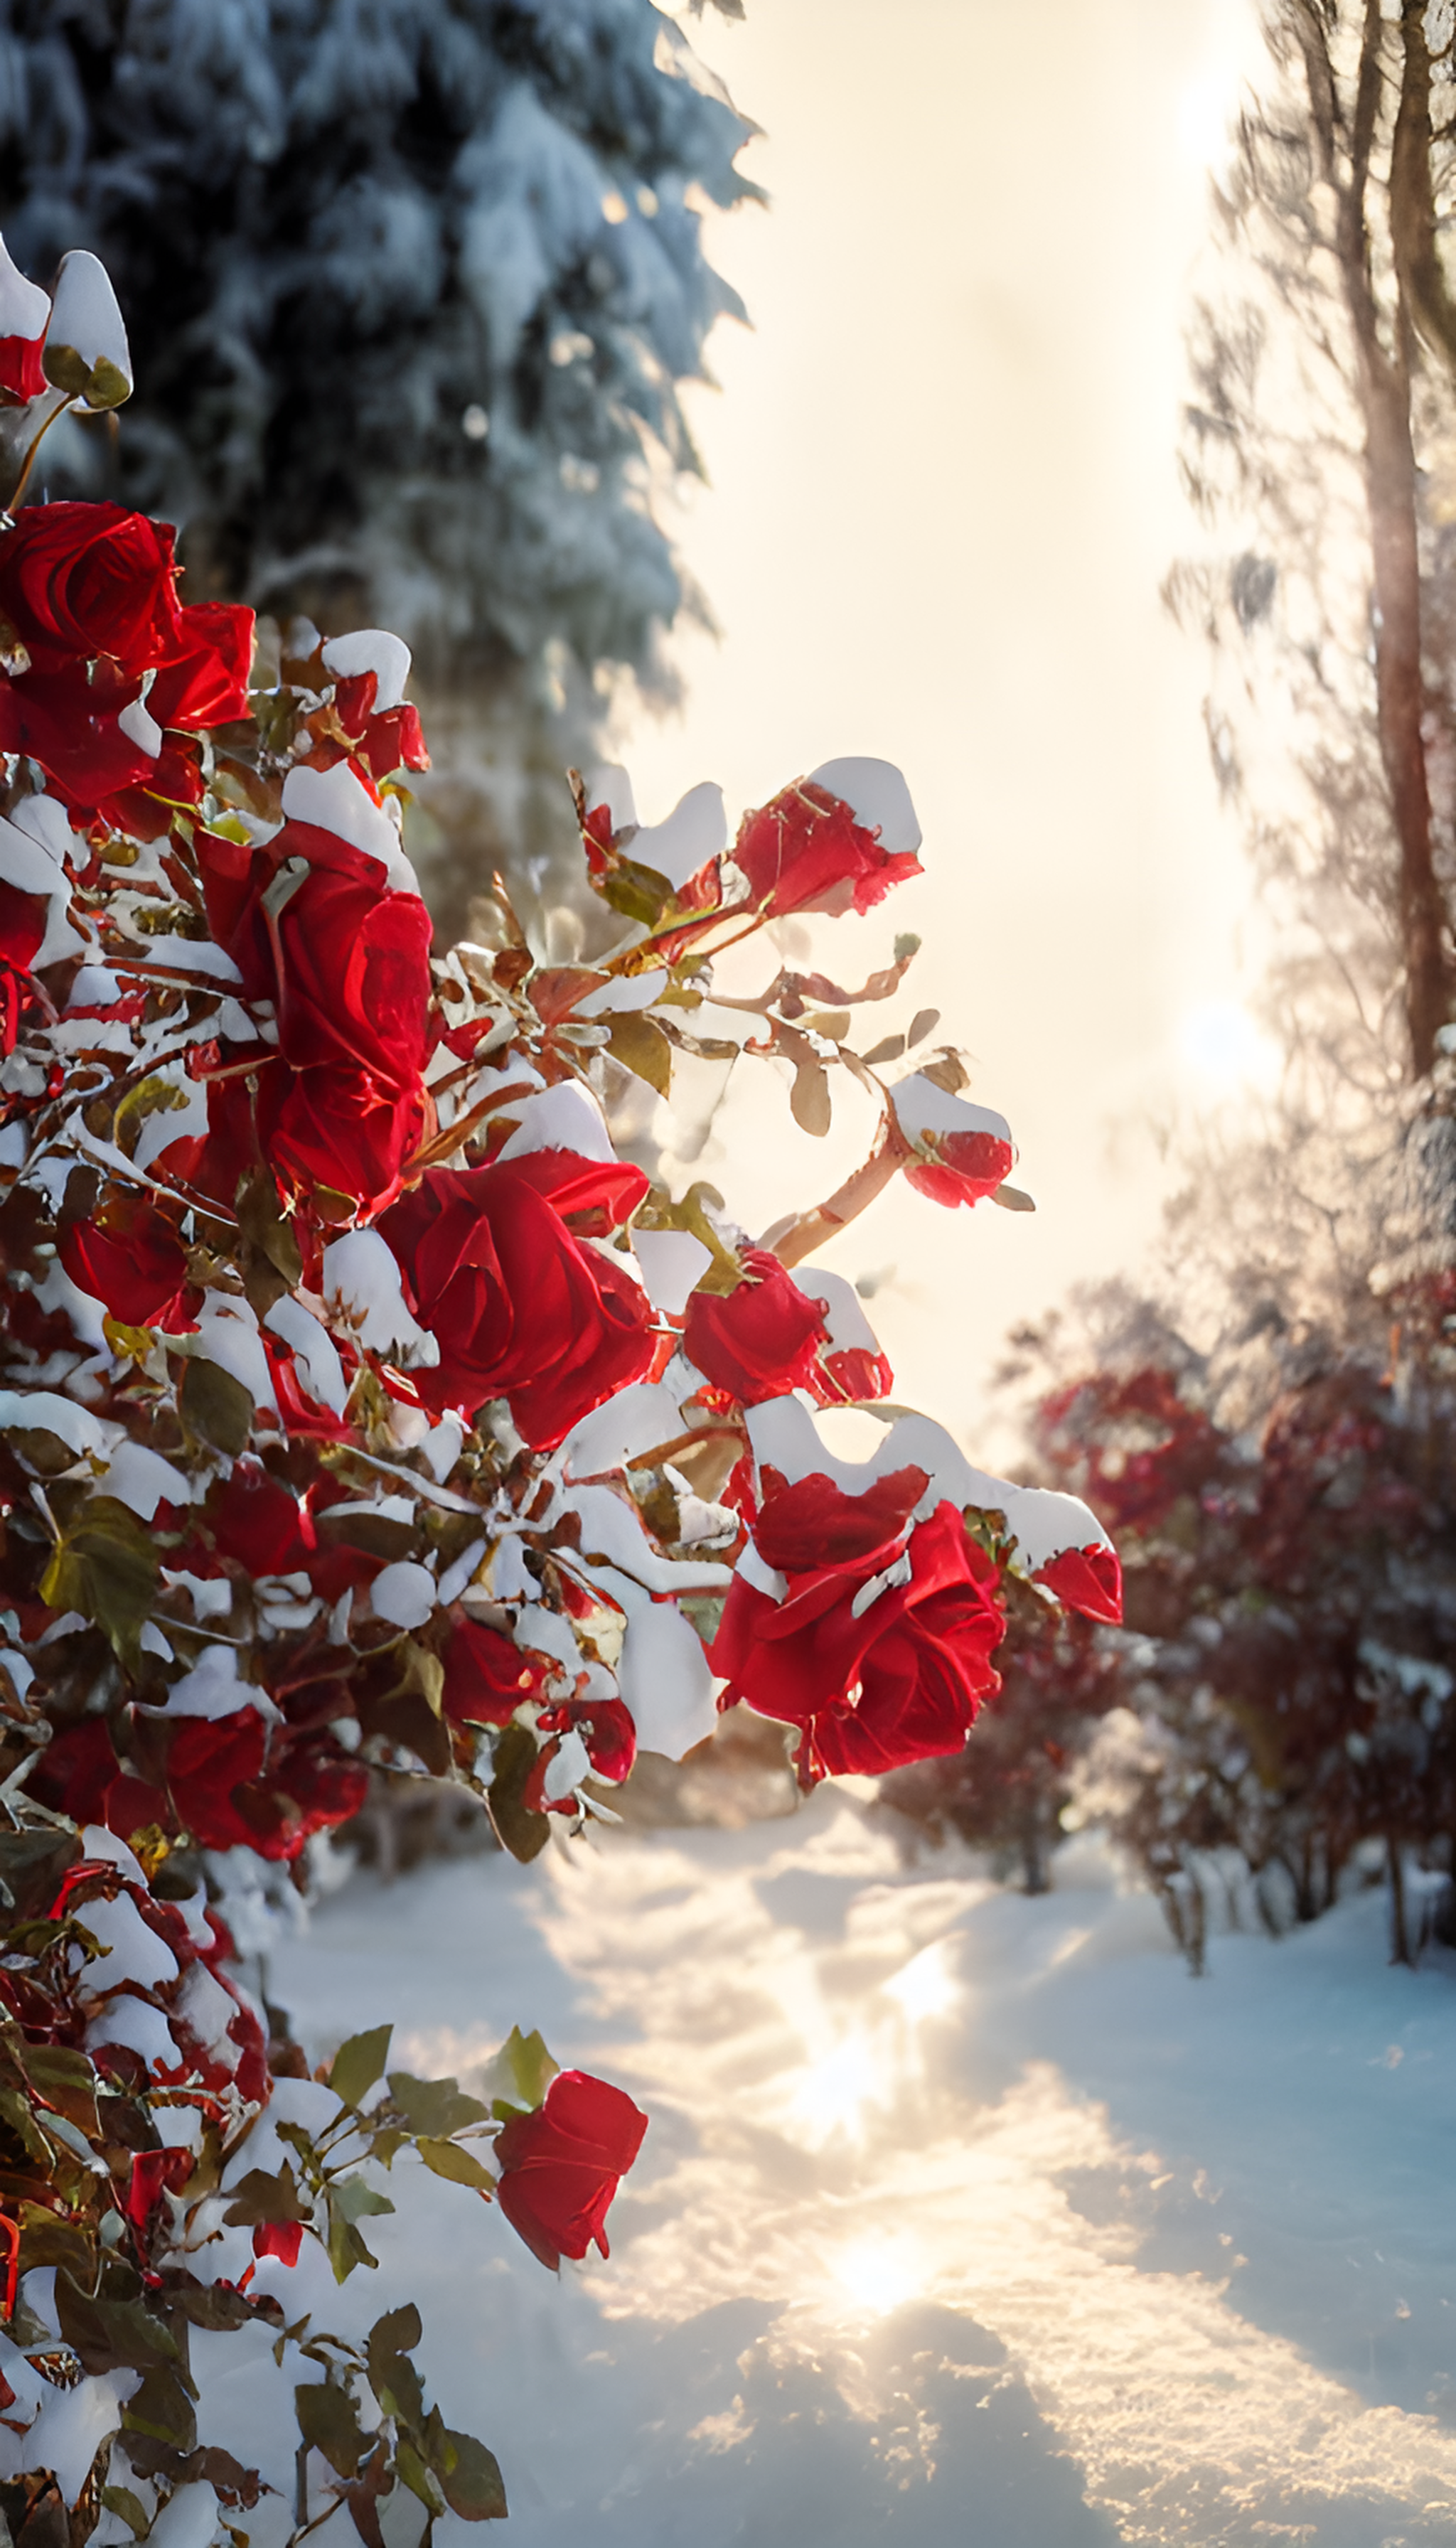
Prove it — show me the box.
[43,250,132,408]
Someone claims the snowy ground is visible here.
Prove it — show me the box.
[255,1800,1456,2547]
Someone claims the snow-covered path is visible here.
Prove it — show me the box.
[268,1803,1456,2546]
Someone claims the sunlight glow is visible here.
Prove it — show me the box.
[831,2234,926,2317]
[1177,999,1277,1089]
[790,2030,882,2146]
[882,1940,960,2023]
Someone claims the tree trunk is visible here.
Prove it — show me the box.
[1296,0,1454,1076]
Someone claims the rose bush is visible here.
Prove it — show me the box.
[0,236,1118,2544]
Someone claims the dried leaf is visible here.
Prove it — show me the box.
[990,1183,1036,1213]
[919,1051,969,1095]
[606,1010,672,1096]
[790,1059,832,1138]
[907,1007,940,1047]
[860,1034,905,1068]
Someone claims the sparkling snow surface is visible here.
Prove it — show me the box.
[268,1804,1456,2545]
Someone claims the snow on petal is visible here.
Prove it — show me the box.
[631,1230,712,1317]
[96,1440,193,1520]
[370,1560,436,1629]
[321,628,412,712]
[542,1728,592,1802]
[322,1226,439,1365]
[567,1484,732,1597]
[193,1295,277,1413]
[0,235,49,347]
[265,1292,348,1415]
[616,1591,717,1760]
[282,756,417,891]
[496,1078,616,1163]
[632,779,727,889]
[808,756,921,852]
[86,1997,181,2068]
[584,764,638,831]
[142,1644,272,1723]
[889,1072,1012,1156]
[798,1265,881,1355]
[78,1826,146,1885]
[75,1890,179,1991]
[574,968,665,1019]
[117,695,163,758]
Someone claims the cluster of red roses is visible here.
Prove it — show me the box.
[0,235,1118,2541]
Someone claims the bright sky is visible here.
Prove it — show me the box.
[616,0,1270,1455]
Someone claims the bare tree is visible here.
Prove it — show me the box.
[1171,0,1456,1081]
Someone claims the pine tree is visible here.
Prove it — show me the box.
[0,0,758,933]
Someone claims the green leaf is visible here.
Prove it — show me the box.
[331,2024,394,2113]
[598,855,673,928]
[386,2075,490,2141]
[121,2365,198,2453]
[486,1722,551,1863]
[19,2041,101,2141]
[100,2487,149,2539]
[488,2026,559,2118]
[417,2138,493,2190]
[296,2379,370,2480]
[333,2177,395,2223]
[365,2303,424,2426]
[56,2268,188,2379]
[437,2428,508,2522]
[395,2438,446,2517]
[38,1497,159,1667]
[367,2303,422,2363]
[326,2176,394,2283]
[180,1355,255,1457]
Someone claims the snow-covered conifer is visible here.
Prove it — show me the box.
[0,0,759,931]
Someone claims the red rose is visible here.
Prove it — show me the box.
[0,503,186,673]
[197,818,434,1212]
[443,1617,546,1726]
[0,653,157,811]
[527,1695,638,1811]
[494,2070,648,2271]
[147,601,255,729]
[734,778,922,918]
[0,873,46,1052]
[684,1253,895,1410]
[889,1074,1014,1209]
[377,1150,654,1448]
[711,1465,1006,1783]
[60,1194,190,1328]
[684,1249,828,1404]
[1034,1543,1123,1624]
[0,334,45,407]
